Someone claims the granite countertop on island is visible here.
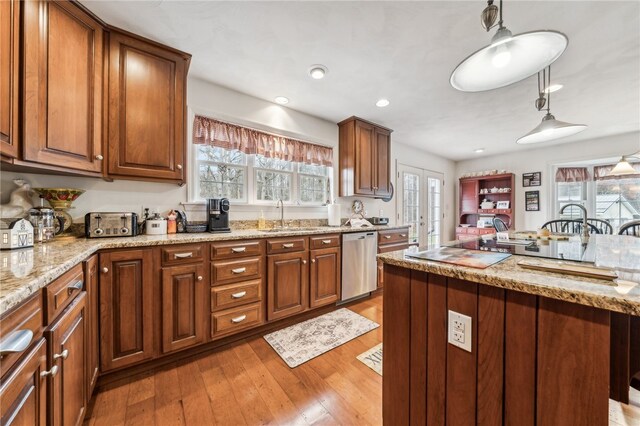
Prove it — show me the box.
[0,224,406,315]
[378,234,640,315]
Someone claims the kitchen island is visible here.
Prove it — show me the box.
[378,235,640,425]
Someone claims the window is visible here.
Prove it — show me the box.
[556,181,587,220]
[194,145,331,205]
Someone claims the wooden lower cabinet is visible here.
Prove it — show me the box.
[83,255,99,397]
[99,249,154,372]
[161,264,207,353]
[267,251,309,321]
[46,293,87,426]
[309,247,341,308]
[0,338,48,426]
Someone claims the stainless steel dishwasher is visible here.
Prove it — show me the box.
[341,231,378,302]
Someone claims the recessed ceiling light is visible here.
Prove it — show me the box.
[376,99,390,108]
[543,83,563,93]
[474,148,485,153]
[308,65,328,80]
[274,96,289,105]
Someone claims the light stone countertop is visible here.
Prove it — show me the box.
[378,234,640,316]
[0,225,406,315]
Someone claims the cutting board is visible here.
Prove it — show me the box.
[517,259,618,281]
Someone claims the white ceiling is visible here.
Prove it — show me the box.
[81,1,640,161]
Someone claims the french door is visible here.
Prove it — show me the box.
[397,164,443,249]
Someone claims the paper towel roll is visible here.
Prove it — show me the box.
[327,204,341,227]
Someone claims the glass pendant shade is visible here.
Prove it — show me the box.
[450,30,568,92]
[516,113,586,144]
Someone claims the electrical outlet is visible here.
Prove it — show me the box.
[448,310,472,352]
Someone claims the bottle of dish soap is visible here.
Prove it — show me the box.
[258,210,266,230]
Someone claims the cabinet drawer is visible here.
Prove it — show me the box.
[310,234,340,250]
[210,280,262,312]
[211,257,262,285]
[160,244,204,266]
[211,302,263,337]
[378,228,410,246]
[267,237,307,254]
[211,240,264,260]
[44,263,84,324]
[0,293,43,378]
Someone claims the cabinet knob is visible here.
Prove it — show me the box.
[176,164,183,170]
[197,276,203,281]
[102,267,109,273]
[311,259,316,263]
[40,365,59,378]
[53,349,69,361]
[302,260,307,264]
[95,154,104,160]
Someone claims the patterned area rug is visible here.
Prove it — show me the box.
[263,308,380,368]
[357,343,383,376]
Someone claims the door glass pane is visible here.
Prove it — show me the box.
[403,172,420,244]
[427,177,442,249]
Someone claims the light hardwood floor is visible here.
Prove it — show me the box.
[83,294,384,426]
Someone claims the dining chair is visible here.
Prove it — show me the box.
[586,218,614,235]
[541,219,600,234]
[619,220,640,236]
[492,217,509,232]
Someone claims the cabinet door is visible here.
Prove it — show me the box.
[310,247,341,308]
[267,251,309,321]
[0,338,47,426]
[99,249,154,372]
[161,264,207,353]
[460,179,479,213]
[83,255,99,397]
[374,128,391,197]
[0,0,19,159]
[47,293,87,426]
[22,0,104,172]
[107,30,188,182]
[354,120,376,196]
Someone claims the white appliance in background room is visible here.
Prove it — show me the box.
[341,231,378,302]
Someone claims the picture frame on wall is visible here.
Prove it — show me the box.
[525,191,540,211]
[523,172,541,187]
[496,201,510,209]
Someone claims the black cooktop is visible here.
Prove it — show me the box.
[445,237,595,263]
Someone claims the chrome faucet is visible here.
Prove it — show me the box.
[276,199,285,229]
[559,203,590,240]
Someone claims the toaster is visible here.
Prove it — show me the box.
[85,212,138,238]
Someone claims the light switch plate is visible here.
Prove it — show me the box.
[448,310,472,352]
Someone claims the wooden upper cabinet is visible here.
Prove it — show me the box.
[339,116,393,199]
[460,179,479,214]
[0,0,20,159]
[99,249,155,372]
[22,0,104,173]
[107,29,191,183]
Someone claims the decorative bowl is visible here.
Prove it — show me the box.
[33,188,85,209]
[490,187,499,193]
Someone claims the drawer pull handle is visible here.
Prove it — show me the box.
[174,252,193,259]
[231,247,246,253]
[40,365,59,378]
[231,315,247,324]
[67,280,83,294]
[282,243,295,248]
[53,349,69,361]
[321,240,332,244]
[400,234,407,237]
[231,291,247,299]
[0,330,34,355]
[231,267,246,274]
[384,235,391,239]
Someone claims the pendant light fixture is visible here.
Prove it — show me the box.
[517,66,586,144]
[609,152,640,176]
[450,0,568,92]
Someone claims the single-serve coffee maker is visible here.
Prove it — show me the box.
[207,198,231,233]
